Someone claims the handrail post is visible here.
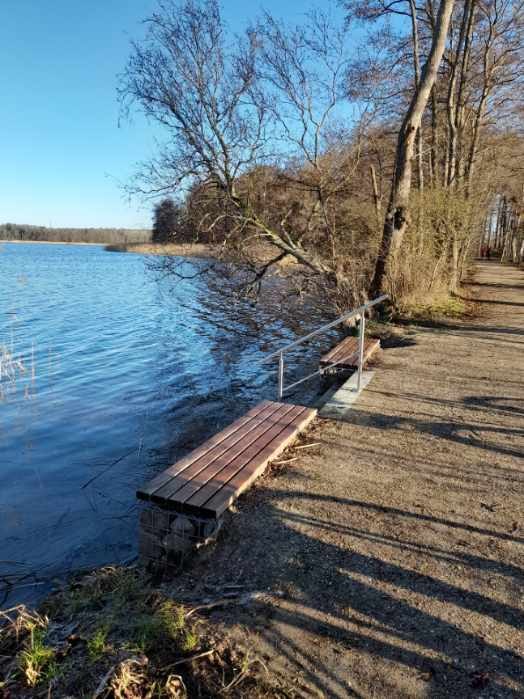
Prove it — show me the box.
[278,351,284,401]
[357,312,366,392]
[262,295,387,398]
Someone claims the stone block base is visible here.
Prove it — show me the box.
[138,505,222,575]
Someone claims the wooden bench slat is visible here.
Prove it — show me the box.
[137,400,317,519]
[146,401,283,501]
[185,404,305,510]
[320,337,380,369]
[137,400,275,499]
[323,337,358,364]
[200,405,315,517]
[152,402,296,505]
[321,338,352,364]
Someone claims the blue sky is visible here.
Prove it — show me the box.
[0,0,346,229]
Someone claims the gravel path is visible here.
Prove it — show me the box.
[176,261,524,698]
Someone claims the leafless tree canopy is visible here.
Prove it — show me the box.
[121,0,524,310]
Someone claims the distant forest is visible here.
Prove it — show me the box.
[0,223,152,245]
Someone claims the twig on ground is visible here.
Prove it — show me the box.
[92,663,117,699]
[160,648,215,671]
[185,591,283,619]
[272,457,298,465]
[295,442,321,450]
[221,669,249,693]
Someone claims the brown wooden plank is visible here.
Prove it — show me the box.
[149,401,285,502]
[200,406,317,517]
[320,338,380,368]
[321,337,357,364]
[326,337,357,362]
[185,404,305,510]
[150,401,286,503]
[193,405,312,517]
[156,402,297,505]
[137,400,274,499]
[320,341,342,363]
[356,339,380,366]
[328,337,358,363]
[329,343,359,366]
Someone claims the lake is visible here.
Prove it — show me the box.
[0,242,331,605]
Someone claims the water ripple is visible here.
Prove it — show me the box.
[0,242,332,605]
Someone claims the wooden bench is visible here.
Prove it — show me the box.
[137,400,316,519]
[319,336,380,372]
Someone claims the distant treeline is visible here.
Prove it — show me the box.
[0,223,152,245]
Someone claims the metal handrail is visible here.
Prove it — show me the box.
[262,294,388,400]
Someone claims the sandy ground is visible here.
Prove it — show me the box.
[170,261,523,698]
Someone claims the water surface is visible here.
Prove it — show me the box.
[0,242,331,605]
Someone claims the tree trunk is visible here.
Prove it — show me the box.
[429,86,438,186]
[454,0,475,187]
[465,74,490,194]
[369,0,456,299]
[446,2,469,187]
[426,1,439,187]
[409,0,424,191]
[498,196,508,252]
[370,165,382,222]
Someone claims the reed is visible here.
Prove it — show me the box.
[0,343,26,382]
[0,340,36,400]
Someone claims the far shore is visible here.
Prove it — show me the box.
[105,242,305,270]
[0,239,107,246]
[104,241,217,258]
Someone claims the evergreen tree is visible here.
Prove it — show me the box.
[152,198,179,243]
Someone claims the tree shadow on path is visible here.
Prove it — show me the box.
[201,487,524,698]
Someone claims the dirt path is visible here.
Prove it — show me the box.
[173,262,524,698]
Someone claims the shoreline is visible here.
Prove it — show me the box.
[0,239,108,247]
[2,262,521,697]
[104,241,217,258]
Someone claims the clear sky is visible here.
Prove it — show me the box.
[0,0,345,229]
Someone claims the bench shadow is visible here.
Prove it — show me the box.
[459,296,524,308]
[346,402,524,462]
[328,435,524,491]
[377,334,417,349]
[462,281,524,292]
[464,395,524,415]
[396,318,524,336]
[373,388,524,419]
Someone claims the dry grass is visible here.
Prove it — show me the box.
[0,341,35,401]
[0,343,26,383]
[0,567,289,697]
[104,242,216,258]
[398,292,471,321]
[104,241,302,273]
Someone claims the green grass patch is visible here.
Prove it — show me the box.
[18,628,56,687]
[400,294,469,322]
[2,566,284,697]
[133,600,191,653]
[87,625,111,662]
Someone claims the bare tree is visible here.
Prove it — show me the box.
[369,0,455,298]
[121,2,336,277]
[120,0,371,302]
[121,0,521,315]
